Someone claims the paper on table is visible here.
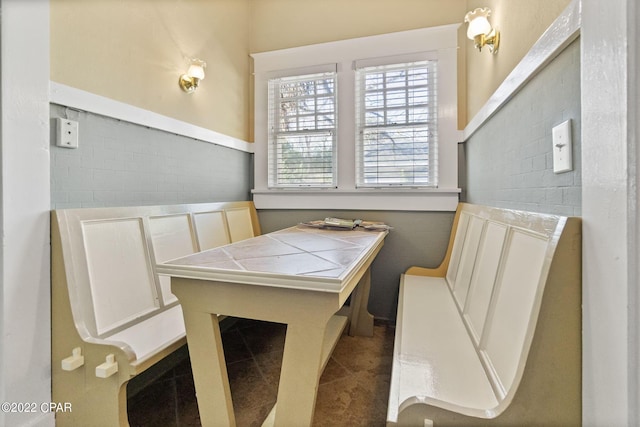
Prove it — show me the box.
[298,218,392,231]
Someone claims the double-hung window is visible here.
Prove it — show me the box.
[355,60,438,188]
[252,25,459,211]
[267,71,337,188]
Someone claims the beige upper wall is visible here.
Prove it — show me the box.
[50,0,569,139]
[50,0,251,141]
[465,0,572,120]
[248,0,468,128]
[249,0,570,129]
[248,0,467,53]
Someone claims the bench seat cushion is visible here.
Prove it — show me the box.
[388,274,498,422]
[106,304,185,365]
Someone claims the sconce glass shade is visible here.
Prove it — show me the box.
[464,7,500,54]
[187,61,206,80]
[465,9,492,39]
[179,58,206,93]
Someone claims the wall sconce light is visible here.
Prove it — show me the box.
[464,8,500,54]
[179,58,206,93]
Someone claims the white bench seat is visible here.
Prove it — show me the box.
[106,304,185,370]
[391,275,498,419]
[51,201,261,426]
[387,203,582,426]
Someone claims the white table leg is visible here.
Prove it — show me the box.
[181,309,235,427]
[273,321,328,426]
[348,268,375,337]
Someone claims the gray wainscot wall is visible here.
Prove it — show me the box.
[461,39,581,216]
[50,103,253,209]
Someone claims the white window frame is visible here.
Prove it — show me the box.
[267,68,338,188]
[355,55,439,188]
[252,25,461,211]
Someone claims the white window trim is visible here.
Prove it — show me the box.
[355,56,439,188]
[268,68,338,188]
[252,24,461,211]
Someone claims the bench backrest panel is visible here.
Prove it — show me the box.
[452,214,484,309]
[83,218,158,336]
[445,212,469,286]
[149,214,197,262]
[463,221,507,343]
[481,228,549,397]
[226,206,256,242]
[193,211,230,250]
[53,201,259,344]
[149,214,199,305]
[443,203,564,402]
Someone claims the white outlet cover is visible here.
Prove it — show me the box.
[552,119,572,173]
[56,118,79,149]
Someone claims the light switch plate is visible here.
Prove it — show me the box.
[552,119,572,173]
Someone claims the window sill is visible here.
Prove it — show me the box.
[251,188,460,211]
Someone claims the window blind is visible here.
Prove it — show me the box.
[268,72,337,188]
[355,60,438,187]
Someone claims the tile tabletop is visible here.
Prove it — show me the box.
[157,225,387,292]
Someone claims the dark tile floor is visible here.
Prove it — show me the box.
[128,318,395,427]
